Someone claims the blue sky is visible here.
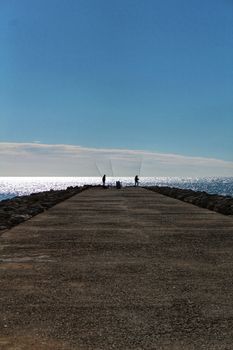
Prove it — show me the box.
[0,0,233,175]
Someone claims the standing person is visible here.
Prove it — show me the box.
[135,175,139,186]
[102,174,106,187]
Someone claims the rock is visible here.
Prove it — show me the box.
[9,214,26,225]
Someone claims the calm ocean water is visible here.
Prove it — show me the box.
[0,177,232,201]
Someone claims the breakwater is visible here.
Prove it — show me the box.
[146,186,233,216]
[0,186,88,231]
[1,185,233,233]
[1,187,233,349]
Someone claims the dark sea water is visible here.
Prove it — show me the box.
[0,177,232,201]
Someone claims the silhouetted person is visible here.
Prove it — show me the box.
[102,174,106,187]
[116,180,122,189]
[135,175,139,186]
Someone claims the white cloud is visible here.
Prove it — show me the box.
[0,142,232,177]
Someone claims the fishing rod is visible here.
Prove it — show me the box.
[109,159,114,177]
[94,161,102,177]
[138,157,143,177]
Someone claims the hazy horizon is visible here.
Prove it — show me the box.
[0,142,232,177]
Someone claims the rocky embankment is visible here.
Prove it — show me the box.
[146,186,233,216]
[0,186,88,231]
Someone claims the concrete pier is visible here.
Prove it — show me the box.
[1,187,233,349]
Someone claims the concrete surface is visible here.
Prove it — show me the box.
[1,187,233,350]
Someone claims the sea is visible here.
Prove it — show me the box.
[0,177,233,201]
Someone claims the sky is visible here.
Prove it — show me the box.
[0,0,233,176]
